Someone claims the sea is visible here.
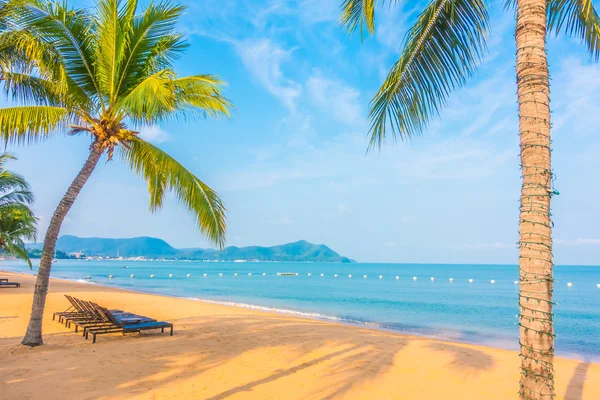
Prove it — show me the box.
[2,260,599,360]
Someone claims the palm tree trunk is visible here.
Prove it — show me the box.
[21,145,103,346]
[516,0,554,398]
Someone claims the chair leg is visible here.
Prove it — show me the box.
[170,326,173,336]
[161,327,164,333]
[93,333,97,344]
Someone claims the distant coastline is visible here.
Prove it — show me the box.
[26,235,354,263]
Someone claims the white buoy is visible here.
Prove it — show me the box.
[169,274,173,278]
[204,273,208,277]
[490,280,496,284]
[248,273,252,276]
[567,282,573,287]
[430,277,435,281]
[234,273,238,276]
[150,274,155,279]
[413,276,417,281]
[308,273,312,276]
[187,274,191,278]
[334,274,338,278]
[468,279,474,283]
[130,274,135,278]
[219,273,223,277]
[263,273,266,276]
[396,276,400,280]
[449,278,454,282]
[348,274,352,278]
[321,274,324,277]
[379,275,383,279]
[596,284,600,289]
[108,275,113,279]
[363,275,368,279]
[514,280,519,284]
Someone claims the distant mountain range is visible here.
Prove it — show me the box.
[27,235,353,263]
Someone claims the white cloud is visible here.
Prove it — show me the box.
[236,38,302,111]
[138,125,170,143]
[298,0,339,24]
[555,238,600,246]
[307,75,364,126]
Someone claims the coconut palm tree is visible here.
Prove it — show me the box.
[0,153,37,266]
[340,0,600,398]
[0,0,231,346]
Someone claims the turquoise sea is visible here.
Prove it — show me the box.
[2,260,599,360]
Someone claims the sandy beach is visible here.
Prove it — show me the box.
[0,271,598,400]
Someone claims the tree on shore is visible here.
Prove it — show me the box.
[0,0,231,346]
[339,0,600,398]
[0,153,37,266]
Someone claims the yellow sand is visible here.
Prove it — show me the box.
[0,271,598,400]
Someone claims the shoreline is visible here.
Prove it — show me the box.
[0,269,591,362]
[2,270,600,399]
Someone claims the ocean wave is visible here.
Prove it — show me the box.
[183,297,381,328]
[74,279,96,285]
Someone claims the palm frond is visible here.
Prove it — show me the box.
[368,0,490,149]
[340,0,379,37]
[119,137,227,247]
[1,71,65,105]
[548,0,600,60]
[0,106,71,144]
[114,1,187,98]
[119,70,231,124]
[6,0,103,109]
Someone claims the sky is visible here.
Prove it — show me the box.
[4,0,600,265]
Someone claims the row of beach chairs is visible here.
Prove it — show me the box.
[0,278,20,287]
[54,295,173,343]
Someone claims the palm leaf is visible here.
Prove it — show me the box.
[0,106,71,144]
[367,0,490,148]
[119,137,227,247]
[340,0,379,37]
[548,0,600,60]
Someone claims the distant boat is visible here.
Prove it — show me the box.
[277,272,297,276]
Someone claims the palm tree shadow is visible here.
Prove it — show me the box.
[564,362,590,400]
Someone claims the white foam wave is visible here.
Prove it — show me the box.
[183,297,381,328]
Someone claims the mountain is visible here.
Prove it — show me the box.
[27,236,353,263]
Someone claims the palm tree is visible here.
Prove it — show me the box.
[0,153,37,266]
[340,0,599,398]
[0,0,231,347]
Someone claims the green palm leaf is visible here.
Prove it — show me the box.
[0,106,71,144]
[365,0,490,148]
[548,0,600,59]
[340,0,378,37]
[120,138,227,247]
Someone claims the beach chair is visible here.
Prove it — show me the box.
[55,295,124,323]
[85,306,173,343]
[70,302,156,336]
[0,280,20,288]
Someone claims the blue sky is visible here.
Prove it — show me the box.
[5,0,600,264]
